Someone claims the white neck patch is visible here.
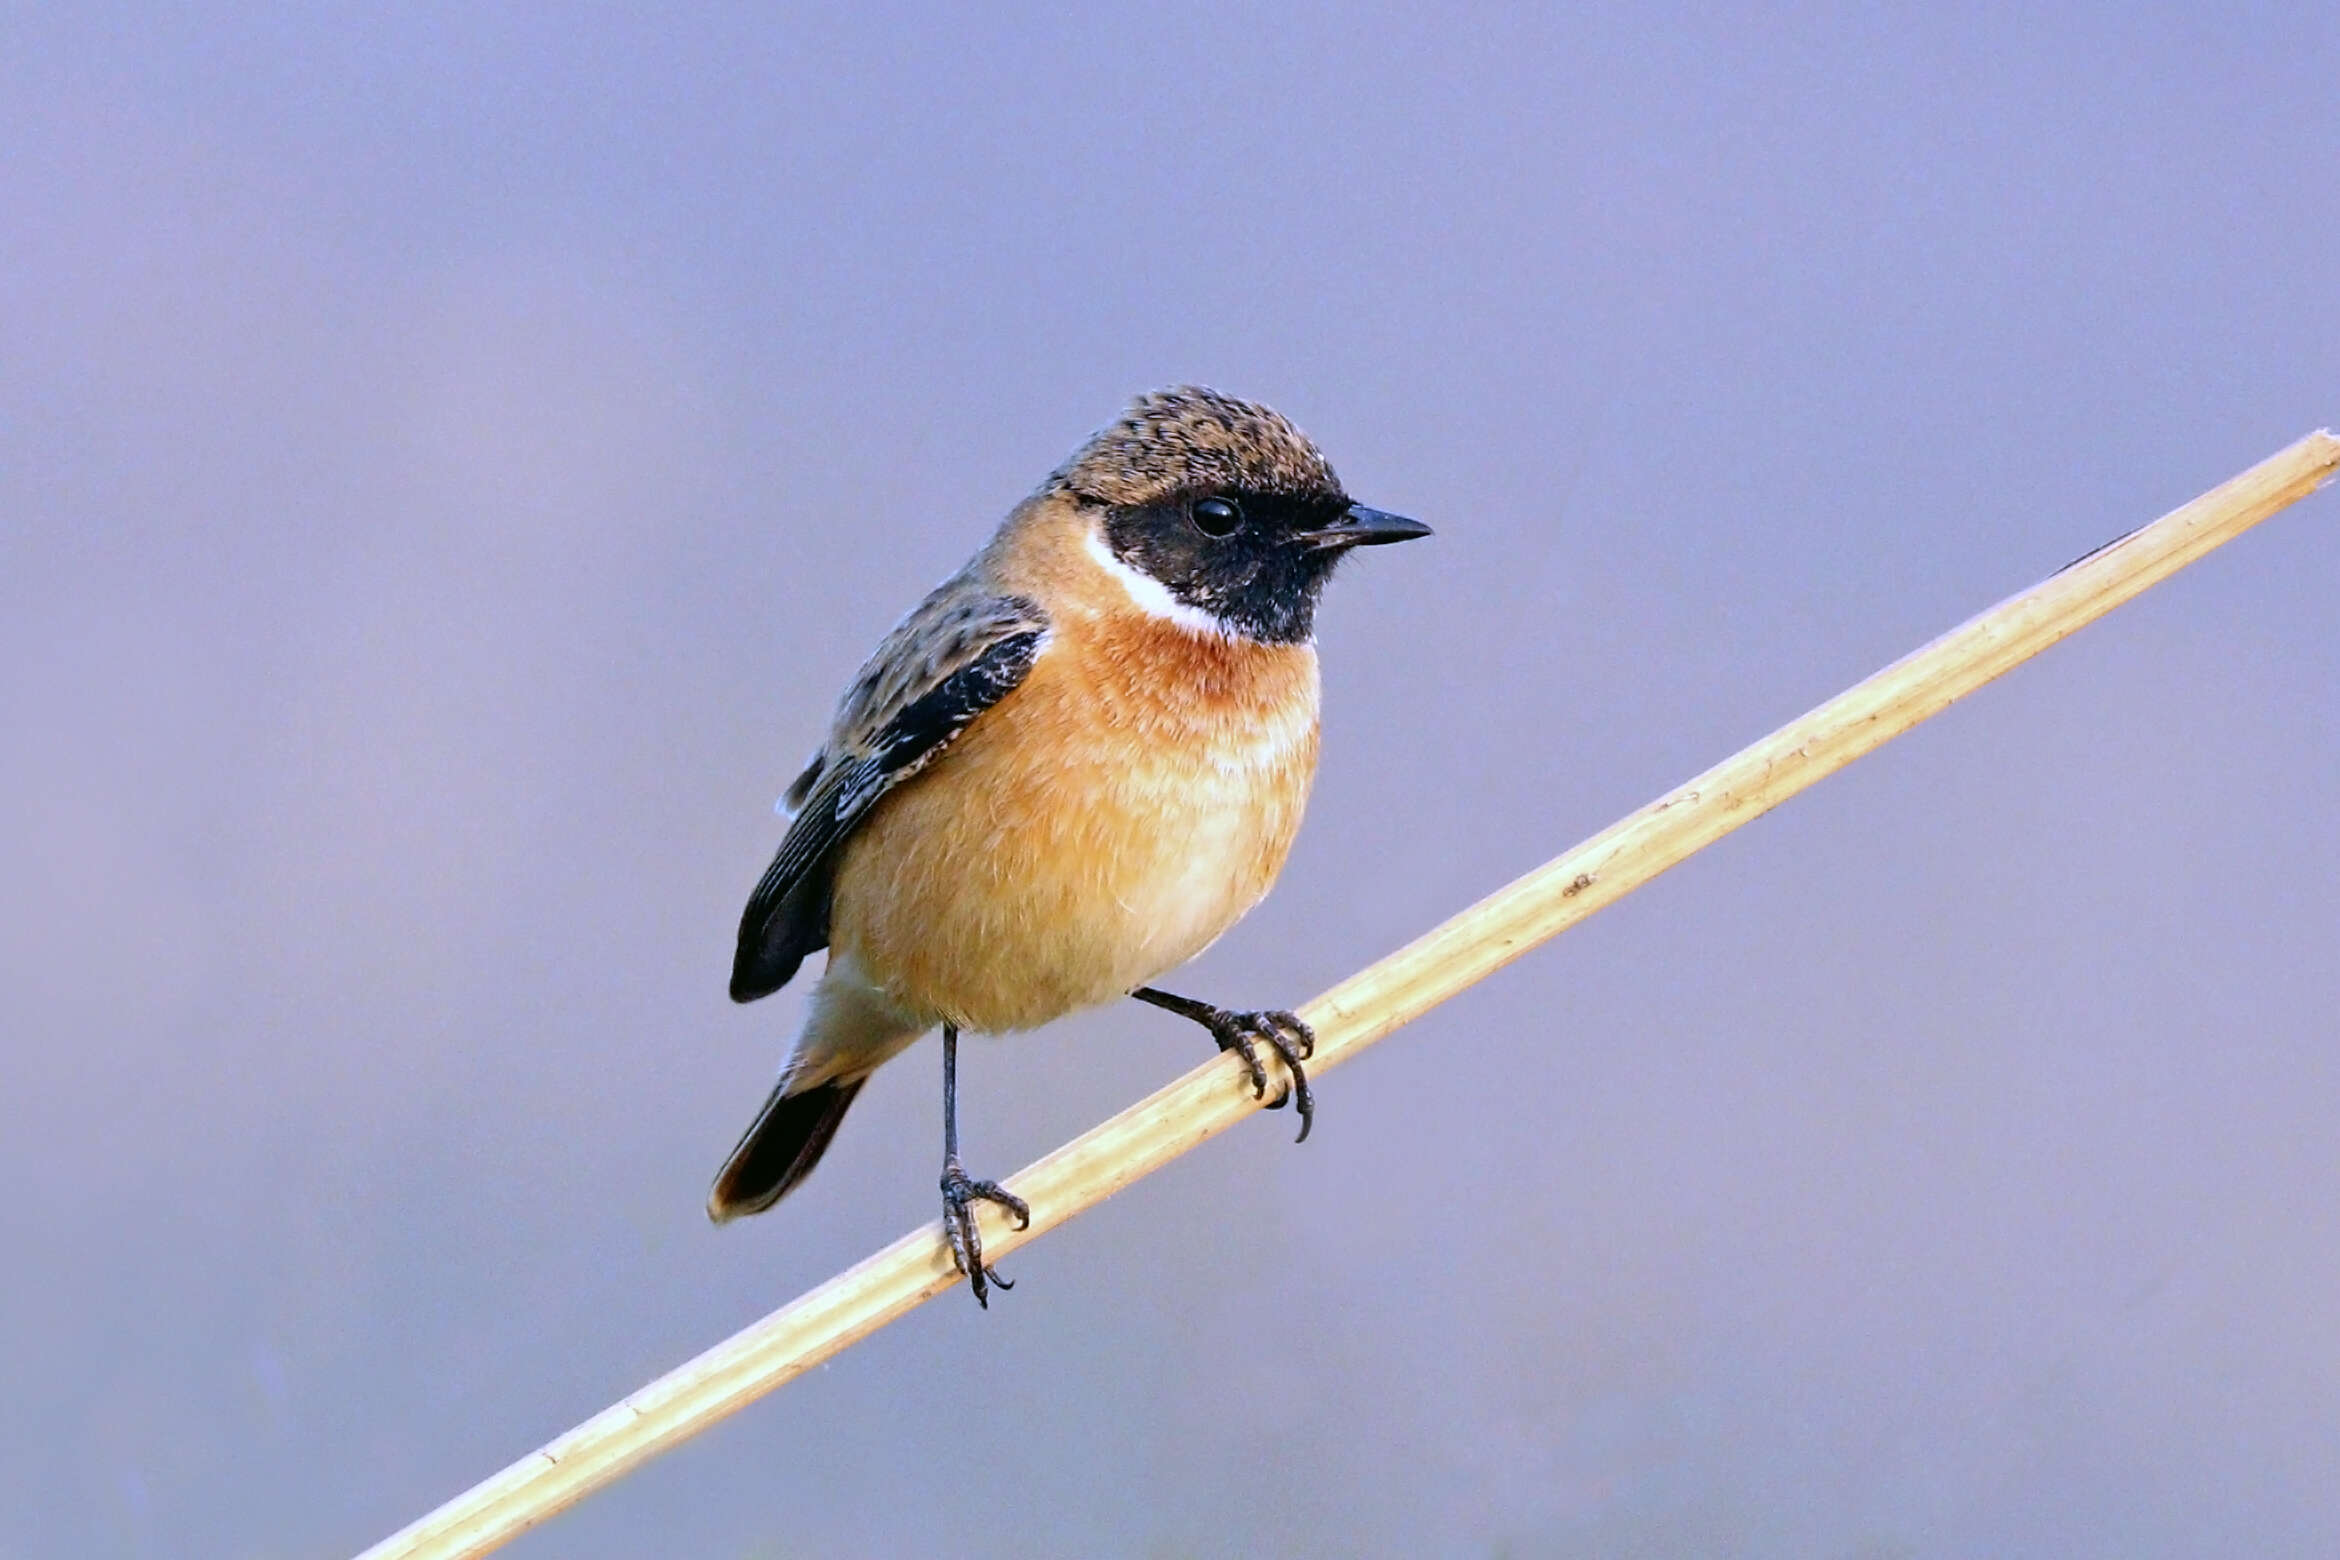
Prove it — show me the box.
[1081,524,1241,640]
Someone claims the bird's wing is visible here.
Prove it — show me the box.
[729,583,1048,1003]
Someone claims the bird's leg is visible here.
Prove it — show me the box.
[938,1023,1029,1308]
[1130,988,1317,1143]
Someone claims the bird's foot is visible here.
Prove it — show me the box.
[1205,1006,1317,1142]
[940,1160,1030,1308]
[1132,988,1319,1143]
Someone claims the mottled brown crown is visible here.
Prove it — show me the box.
[1046,386,1345,508]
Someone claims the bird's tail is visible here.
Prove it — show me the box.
[706,1073,867,1222]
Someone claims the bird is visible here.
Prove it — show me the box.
[709,385,1430,1304]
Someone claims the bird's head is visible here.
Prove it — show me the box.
[1048,385,1430,643]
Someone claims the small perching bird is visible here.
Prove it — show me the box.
[711,386,1430,1304]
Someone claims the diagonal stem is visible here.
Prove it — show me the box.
[354,429,2340,1560]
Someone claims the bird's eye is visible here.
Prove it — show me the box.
[1191,496,1243,537]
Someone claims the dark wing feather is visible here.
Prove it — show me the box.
[729,587,1046,1003]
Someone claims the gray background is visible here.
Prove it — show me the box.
[6,6,2337,1557]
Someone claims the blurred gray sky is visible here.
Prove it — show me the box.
[4,5,2337,1556]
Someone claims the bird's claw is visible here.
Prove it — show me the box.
[940,1162,1030,1308]
[1207,1008,1316,1143]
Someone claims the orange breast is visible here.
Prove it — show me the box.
[829,616,1320,1032]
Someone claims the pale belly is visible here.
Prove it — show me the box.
[829,699,1318,1032]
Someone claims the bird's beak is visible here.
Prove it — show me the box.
[1297,503,1434,551]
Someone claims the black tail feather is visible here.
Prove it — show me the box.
[706,1075,865,1222]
